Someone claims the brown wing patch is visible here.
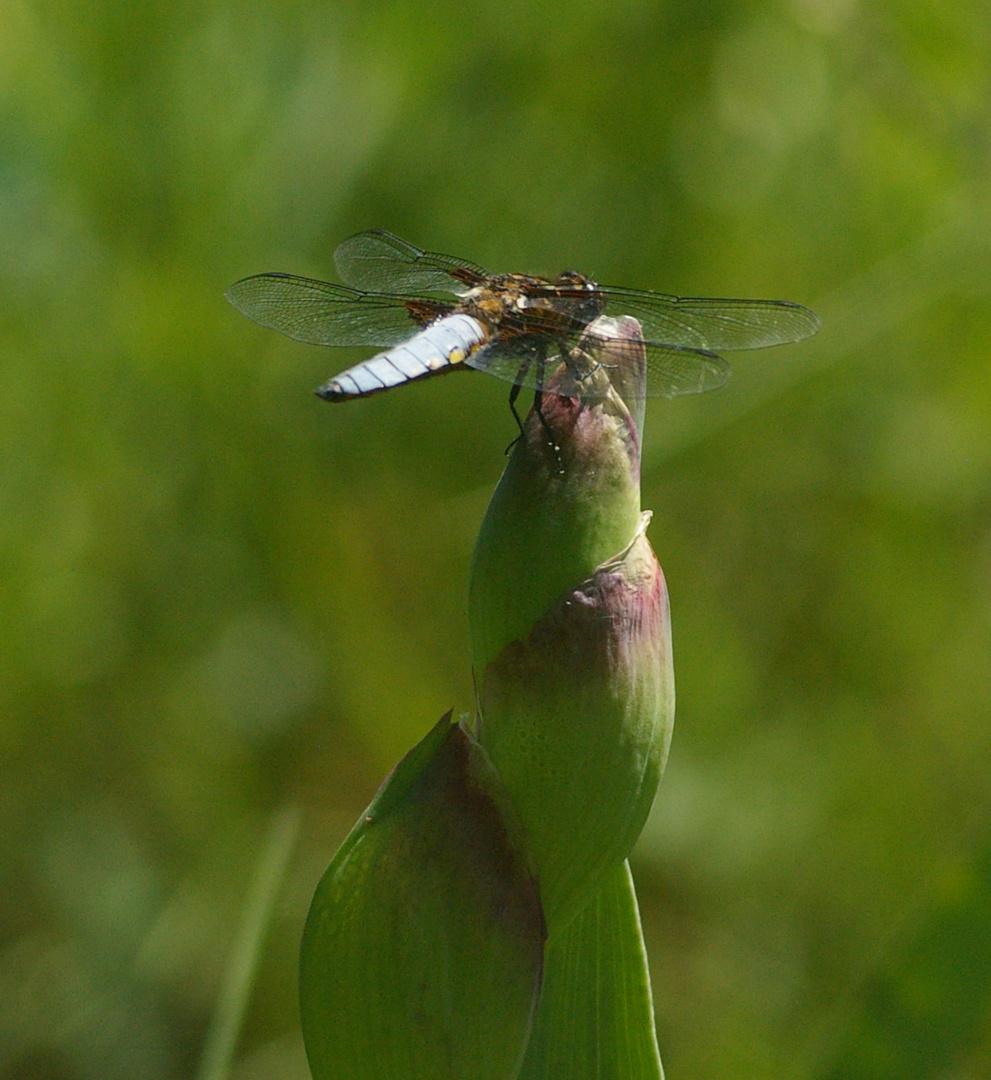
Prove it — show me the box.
[404,298,453,327]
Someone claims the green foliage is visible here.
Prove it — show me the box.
[518,863,662,1080]
[300,716,544,1080]
[300,336,667,1076]
[2,1,991,1077]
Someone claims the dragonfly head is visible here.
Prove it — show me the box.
[555,270,606,326]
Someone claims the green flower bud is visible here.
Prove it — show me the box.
[468,318,648,674]
[468,317,675,933]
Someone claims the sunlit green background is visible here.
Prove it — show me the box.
[3,0,990,1077]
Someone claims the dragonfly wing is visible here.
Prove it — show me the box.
[465,331,730,400]
[600,287,820,351]
[639,341,731,396]
[225,273,450,347]
[464,335,566,390]
[576,324,730,398]
[333,230,491,295]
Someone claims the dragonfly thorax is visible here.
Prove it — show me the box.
[459,271,605,338]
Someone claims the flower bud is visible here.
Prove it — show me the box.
[469,318,675,932]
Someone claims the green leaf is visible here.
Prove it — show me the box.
[517,861,664,1080]
[300,714,545,1080]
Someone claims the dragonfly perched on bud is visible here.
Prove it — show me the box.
[226,229,819,422]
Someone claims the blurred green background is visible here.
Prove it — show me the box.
[3,0,990,1077]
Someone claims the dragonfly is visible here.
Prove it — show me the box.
[226,230,820,419]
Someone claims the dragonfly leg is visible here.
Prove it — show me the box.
[503,348,563,474]
[508,378,527,437]
[503,356,532,455]
[533,352,565,476]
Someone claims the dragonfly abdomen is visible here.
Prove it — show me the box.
[316,313,488,400]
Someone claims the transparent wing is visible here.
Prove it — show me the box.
[333,230,491,295]
[640,339,731,396]
[463,335,562,387]
[597,286,821,351]
[225,273,452,347]
[464,331,730,399]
